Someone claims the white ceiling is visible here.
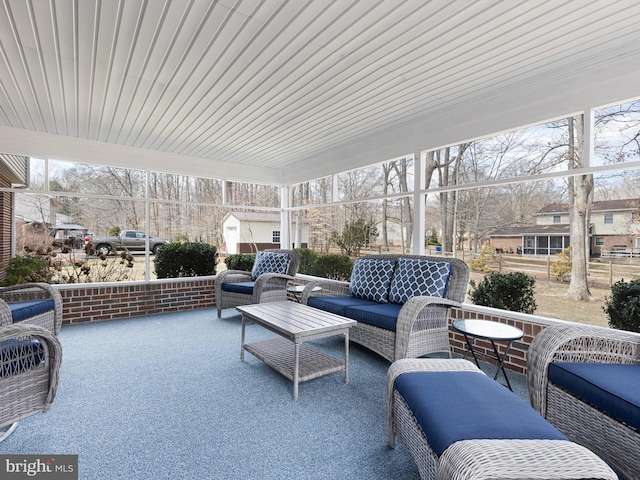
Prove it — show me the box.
[1,0,640,186]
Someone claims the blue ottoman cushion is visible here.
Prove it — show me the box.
[395,371,567,457]
[548,362,640,432]
[8,300,56,323]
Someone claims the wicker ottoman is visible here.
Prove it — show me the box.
[387,359,618,480]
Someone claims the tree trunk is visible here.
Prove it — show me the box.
[566,115,594,300]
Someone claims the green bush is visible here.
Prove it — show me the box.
[294,248,319,275]
[603,278,640,333]
[1,255,52,286]
[551,247,572,282]
[224,254,256,272]
[154,242,218,279]
[469,271,537,314]
[311,254,353,281]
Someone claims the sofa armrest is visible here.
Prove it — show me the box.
[215,270,252,283]
[527,324,640,417]
[300,279,350,305]
[394,296,461,360]
[0,283,63,334]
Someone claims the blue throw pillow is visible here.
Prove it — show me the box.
[349,258,397,303]
[250,251,291,281]
[389,258,452,304]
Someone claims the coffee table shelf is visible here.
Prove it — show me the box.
[244,338,345,383]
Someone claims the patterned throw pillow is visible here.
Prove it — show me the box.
[250,251,291,281]
[349,258,397,304]
[388,258,452,304]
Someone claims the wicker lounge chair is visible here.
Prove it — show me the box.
[216,249,300,318]
[0,323,63,442]
[302,254,469,362]
[0,283,63,335]
[528,324,640,480]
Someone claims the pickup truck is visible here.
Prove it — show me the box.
[86,230,169,255]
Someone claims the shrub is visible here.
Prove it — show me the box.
[469,271,537,314]
[1,255,52,285]
[311,254,353,281]
[294,248,319,275]
[224,253,256,272]
[154,242,218,278]
[470,243,495,273]
[603,278,640,333]
[551,247,572,282]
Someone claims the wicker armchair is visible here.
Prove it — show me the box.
[216,249,301,318]
[0,283,63,335]
[528,324,640,479]
[0,323,62,442]
[301,254,470,362]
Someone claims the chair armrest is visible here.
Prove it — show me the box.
[0,323,63,404]
[252,273,296,300]
[394,296,461,360]
[300,279,350,304]
[0,283,63,334]
[527,324,640,416]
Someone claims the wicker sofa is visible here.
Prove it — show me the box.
[528,324,640,480]
[216,249,300,318]
[387,358,617,480]
[301,254,469,362]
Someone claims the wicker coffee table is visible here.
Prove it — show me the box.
[237,301,356,400]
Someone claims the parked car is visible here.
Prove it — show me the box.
[86,230,169,255]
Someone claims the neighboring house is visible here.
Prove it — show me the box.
[489,199,640,257]
[0,154,29,279]
[222,211,309,254]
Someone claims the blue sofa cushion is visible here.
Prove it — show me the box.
[307,296,376,317]
[349,258,397,303]
[0,338,45,378]
[8,299,56,323]
[395,371,567,457]
[344,303,402,331]
[251,251,291,281]
[220,281,255,295]
[389,258,452,304]
[548,362,640,432]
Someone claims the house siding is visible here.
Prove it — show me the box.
[0,174,11,280]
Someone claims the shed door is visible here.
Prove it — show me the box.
[225,226,238,254]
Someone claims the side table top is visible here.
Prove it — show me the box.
[452,319,523,341]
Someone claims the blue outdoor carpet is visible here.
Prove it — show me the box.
[0,308,529,480]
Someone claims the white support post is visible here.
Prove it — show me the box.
[583,107,594,168]
[280,185,291,250]
[413,152,426,255]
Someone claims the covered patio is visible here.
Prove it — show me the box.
[1,1,640,478]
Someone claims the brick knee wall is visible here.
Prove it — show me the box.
[58,277,216,325]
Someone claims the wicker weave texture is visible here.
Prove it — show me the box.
[303,254,470,362]
[0,283,63,334]
[527,324,640,480]
[437,439,618,480]
[0,324,62,434]
[215,249,300,318]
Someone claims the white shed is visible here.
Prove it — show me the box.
[222,212,309,254]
